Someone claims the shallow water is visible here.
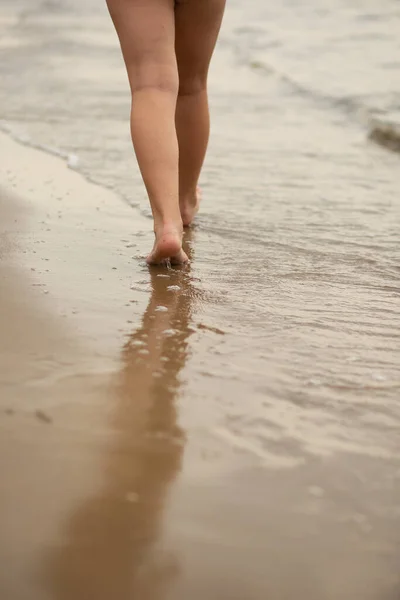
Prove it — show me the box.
[1,0,400,598]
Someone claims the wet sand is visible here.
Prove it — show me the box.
[1,133,400,600]
[0,133,188,599]
[1,0,400,596]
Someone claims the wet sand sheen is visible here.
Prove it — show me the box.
[1,133,400,599]
[1,1,400,596]
[43,272,191,600]
[0,134,191,600]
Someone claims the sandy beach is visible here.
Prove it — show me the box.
[1,0,400,597]
[1,131,400,600]
[0,133,220,599]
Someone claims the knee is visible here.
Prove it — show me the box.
[128,63,179,97]
[178,74,207,97]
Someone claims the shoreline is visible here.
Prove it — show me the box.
[0,129,253,600]
[1,115,400,599]
[0,130,152,359]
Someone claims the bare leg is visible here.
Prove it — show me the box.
[175,0,226,226]
[106,0,187,264]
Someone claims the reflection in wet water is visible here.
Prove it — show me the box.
[1,0,400,596]
[44,242,196,600]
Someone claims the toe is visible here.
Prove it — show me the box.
[170,249,189,265]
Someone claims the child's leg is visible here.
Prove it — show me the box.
[175,0,226,226]
[106,0,187,264]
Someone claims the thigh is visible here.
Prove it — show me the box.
[174,0,226,91]
[106,0,178,91]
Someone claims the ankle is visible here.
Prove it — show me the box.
[153,218,183,236]
[179,187,197,206]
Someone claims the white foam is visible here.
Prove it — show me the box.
[67,153,79,169]
[155,306,168,312]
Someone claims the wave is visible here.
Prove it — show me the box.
[369,114,400,154]
[245,57,400,155]
[0,120,137,207]
[0,120,76,166]
[223,26,400,153]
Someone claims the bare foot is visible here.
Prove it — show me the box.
[180,186,201,227]
[146,224,188,265]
